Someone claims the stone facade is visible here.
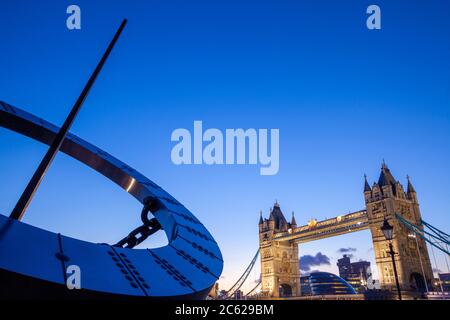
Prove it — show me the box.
[365,163,434,292]
[259,203,300,297]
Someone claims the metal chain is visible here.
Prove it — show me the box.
[114,197,162,248]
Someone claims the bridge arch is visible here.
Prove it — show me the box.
[279,283,292,297]
[409,272,427,292]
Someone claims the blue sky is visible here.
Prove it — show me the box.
[1,0,449,292]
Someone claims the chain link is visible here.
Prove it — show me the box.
[114,197,162,248]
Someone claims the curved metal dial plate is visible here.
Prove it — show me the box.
[0,101,223,299]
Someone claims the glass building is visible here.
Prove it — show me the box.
[337,254,371,292]
[300,272,356,296]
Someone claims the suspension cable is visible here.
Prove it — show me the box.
[445,243,450,273]
[225,249,260,299]
[422,219,450,240]
[429,234,444,293]
[395,214,450,255]
[245,279,262,297]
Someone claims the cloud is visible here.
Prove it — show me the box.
[337,247,357,253]
[299,252,331,272]
[301,269,322,276]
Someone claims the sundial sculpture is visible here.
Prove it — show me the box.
[0,20,223,299]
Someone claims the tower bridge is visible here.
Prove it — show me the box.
[258,163,436,298]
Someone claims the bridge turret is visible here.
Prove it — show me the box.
[364,174,371,192]
[290,211,297,228]
[406,175,418,203]
[259,210,265,233]
[364,174,372,201]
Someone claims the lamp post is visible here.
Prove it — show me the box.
[381,218,402,300]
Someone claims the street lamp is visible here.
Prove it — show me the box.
[381,218,402,300]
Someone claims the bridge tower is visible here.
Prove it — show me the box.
[259,202,300,297]
[365,163,434,292]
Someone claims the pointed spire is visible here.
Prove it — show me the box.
[259,210,264,224]
[291,211,297,226]
[364,174,371,192]
[378,160,396,187]
[269,207,274,221]
[269,201,287,230]
[407,175,416,194]
[274,200,280,208]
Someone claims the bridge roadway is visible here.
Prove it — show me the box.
[273,210,369,243]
